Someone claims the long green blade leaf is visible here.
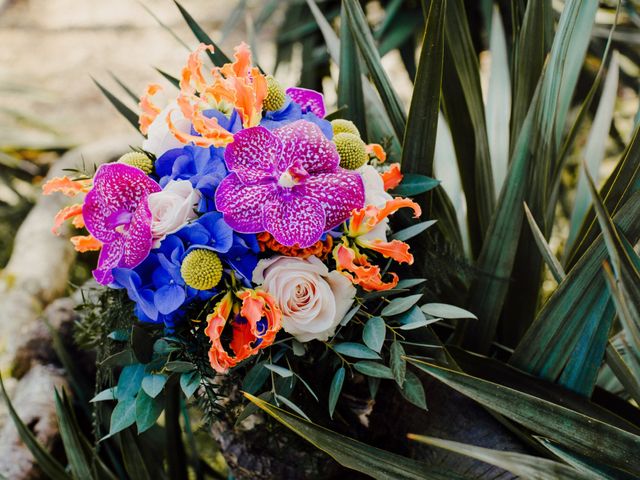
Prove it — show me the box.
[338,1,366,135]
[93,78,141,133]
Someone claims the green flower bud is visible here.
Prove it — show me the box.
[331,119,360,137]
[263,75,286,112]
[118,151,154,174]
[334,132,368,170]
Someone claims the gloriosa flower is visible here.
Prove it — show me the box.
[83,163,161,285]
[215,120,365,248]
[335,197,421,291]
[165,42,267,148]
[205,289,281,373]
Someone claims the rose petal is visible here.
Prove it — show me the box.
[262,195,325,248]
[214,173,275,233]
[302,170,365,230]
[285,87,326,118]
[273,120,339,174]
[224,126,281,183]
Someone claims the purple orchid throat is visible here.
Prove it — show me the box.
[83,163,161,285]
[214,120,365,248]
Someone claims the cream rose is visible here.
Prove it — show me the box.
[148,180,201,247]
[142,101,191,157]
[252,256,356,342]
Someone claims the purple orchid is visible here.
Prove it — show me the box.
[286,87,326,118]
[214,120,365,248]
[83,163,161,285]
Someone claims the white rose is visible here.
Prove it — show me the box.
[252,256,356,342]
[358,164,391,242]
[142,101,191,157]
[148,180,201,247]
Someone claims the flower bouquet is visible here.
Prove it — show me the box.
[43,39,463,446]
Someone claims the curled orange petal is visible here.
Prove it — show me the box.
[52,204,83,235]
[166,109,233,148]
[181,43,214,94]
[138,83,163,135]
[381,163,402,191]
[348,197,421,237]
[70,235,102,252]
[374,197,421,222]
[42,177,91,197]
[204,292,237,374]
[72,214,85,229]
[334,244,398,292]
[366,143,387,163]
[359,238,413,264]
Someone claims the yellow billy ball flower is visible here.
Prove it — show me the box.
[331,119,360,137]
[118,152,154,174]
[263,75,286,112]
[334,132,368,170]
[180,249,223,290]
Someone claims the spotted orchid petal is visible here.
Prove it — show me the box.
[224,126,281,183]
[285,87,326,118]
[93,236,125,285]
[302,170,365,230]
[215,173,276,232]
[262,195,325,248]
[273,120,338,174]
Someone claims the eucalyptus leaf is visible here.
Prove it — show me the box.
[105,397,137,439]
[390,341,407,386]
[180,371,201,399]
[334,342,381,360]
[264,364,294,378]
[91,387,118,403]
[421,303,477,319]
[399,370,427,410]
[136,390,164,434]
[354,361,394,379]
[117,364,145,400]
[362,317,386,353]
[329,367,345,419]
[141,374,167,399]
[382,294,423,316]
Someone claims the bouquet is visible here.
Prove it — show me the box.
[42,41,462,437]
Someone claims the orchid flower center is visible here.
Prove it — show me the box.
[277,162,310,189]
[277,170,298,188]
[106,210,133,233]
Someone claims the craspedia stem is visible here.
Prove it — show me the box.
[180,249,223,290]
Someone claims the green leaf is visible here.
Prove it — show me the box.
[275,394,311,421]
[354,361,394,379]
[399,370,427,410]
[605,342,640,407]
[141,374,167,399]
[328,367,345,419]
[421,303,476,319]
[117,364,145,400]
[54,390,94,480]
[408,435,595,480]
[337,1,365,135]
[172,1,231,66]
[91,387,118,403]
[92,78,140,133]
[165,361,196,373]
[391,221,437,242]
[381,294,423,316]
[396,278,427,289]
[334,342,381,360]
[119,429,151,480]
[242,361,270,395]
[245,392,457,480]
[154,67,180,89]
[401,0,445,181]
[362,317,386,353]
[567,52,620,251]
[179,371,201,399]
[105,397,137,439]
[391,174,440,197]
[343,0,406,140]
[390,341,406,387]
[485,6,511,194]
[524,202,566,283]
[408,359,640,474]
[108,329,129,341]
[136,391,163,434]
[264,364,294,378]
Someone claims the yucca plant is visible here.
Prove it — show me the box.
[6,0,640,478]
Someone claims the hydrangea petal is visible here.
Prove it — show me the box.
[214,173,275,232]
[224,126,281,183]
[302,170,365,230]
[155,283,187,315]
[262,195,325,248]
[285,87,326,118]
[273,120,338,174]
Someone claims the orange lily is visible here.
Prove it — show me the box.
[204,289,281,374]
[168,42,267,148]
[52,203,83,235]
[334,242,399,291]
[42,176,91,196]
[380,163,402,191]
[70,235,102,252]
[138,83,163,135]
[366,143,387,163]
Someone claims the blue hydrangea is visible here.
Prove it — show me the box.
[112,212,259,328]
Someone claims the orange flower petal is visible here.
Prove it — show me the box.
[42,177,91,197]
[366,143,387,163]
[181,43,214,94]
[204,292,237,374]
[72,214,85,229]
[359,238,413,264]
[70,235,102,252]
[166,109,233,148]
[334,244,398,292]
[381,163,402,191]
[138,83,163,135]
[52,204,83,235]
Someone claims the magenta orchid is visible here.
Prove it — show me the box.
[286,87,326,118]
[214,120,365,248]
[83,163,161,285]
